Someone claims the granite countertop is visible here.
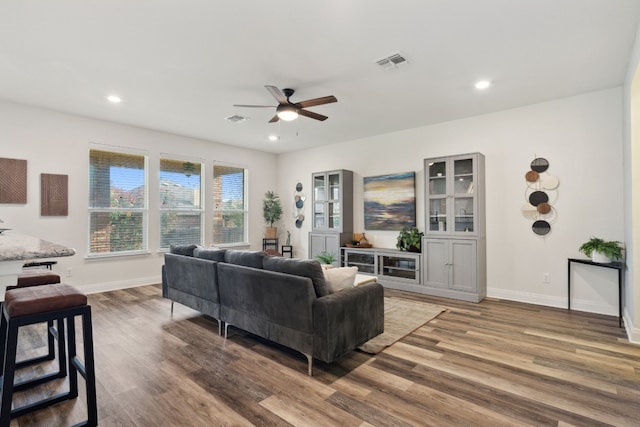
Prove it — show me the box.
[0,230,76,261]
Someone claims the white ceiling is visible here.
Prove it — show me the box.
[1,1,639,154]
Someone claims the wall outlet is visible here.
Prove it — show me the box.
[66,267,72,277]
[543,272,551,283]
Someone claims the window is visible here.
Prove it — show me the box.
[212,164,247,245]
[88,148,147,255]
[160,157,203,248]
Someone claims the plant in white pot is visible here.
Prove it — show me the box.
[579,237,623,263]
[263,191,283,239]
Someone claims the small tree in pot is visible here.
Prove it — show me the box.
[263,191,283,238]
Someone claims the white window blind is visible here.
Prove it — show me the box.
[88,148,147,255]
[160,157,203,248]
[212,164,247,245]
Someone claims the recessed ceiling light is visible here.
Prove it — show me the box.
[107,95,122,104]
[268,135,279,142]
[474,80,491,90]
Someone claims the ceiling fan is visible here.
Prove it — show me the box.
[234,85,337,123]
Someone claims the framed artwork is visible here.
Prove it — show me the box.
[0,157,27,204]
[364,171,416,230]
[41,173,68,216]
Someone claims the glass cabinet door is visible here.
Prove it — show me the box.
[313,174,326,228]
[428,161,447,232]
[453,158,474,232]
[327,172,341,230]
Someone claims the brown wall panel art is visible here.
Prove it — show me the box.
[0,157,27,204]
[41,173,68,216]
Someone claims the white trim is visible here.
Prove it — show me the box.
[488,287,618,315]
[78,275,161,295]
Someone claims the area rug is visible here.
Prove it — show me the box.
[358,297,446,354]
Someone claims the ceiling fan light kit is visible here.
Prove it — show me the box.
[234,85,337,123]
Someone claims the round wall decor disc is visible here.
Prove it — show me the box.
[525,170,539,182]
[532,220,551,235]
[521,204,538,220]
[537,202,551,214]
[531,158,549,173]
[529,190,549,206]
[296,182,303,192]
[541,175,559,190]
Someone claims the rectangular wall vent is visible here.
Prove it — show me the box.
[376,53,408,71]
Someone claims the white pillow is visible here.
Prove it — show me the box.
[323,266,358,293]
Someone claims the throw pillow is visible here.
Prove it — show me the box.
[169,244,199,257]
[324,266,358,293]
[193,247,227,262]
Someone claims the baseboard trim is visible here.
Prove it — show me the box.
[487,288,617,316]
[77,275,162,295]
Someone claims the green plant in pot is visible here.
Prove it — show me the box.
[263,190,283,239]
[315,251,337,265]
[579,237,623,263]
[396,226,424,252]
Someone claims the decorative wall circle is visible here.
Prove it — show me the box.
[536,202,551,214]
[531,158,549,173]
[541,175,559,190]
[532,220,551,235]
[296,182,303,192]
[529,191,549,206]
[293,182,305,227]
[521,204,538,220]
[525,170,539,182]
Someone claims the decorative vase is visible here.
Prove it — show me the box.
[359,233,369,246]
[592,251,611,263]
[265,227,277,239]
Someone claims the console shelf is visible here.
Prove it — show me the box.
[342,247,422,292]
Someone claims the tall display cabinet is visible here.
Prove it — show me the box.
[308,169,353,265]
[423,153,486,302]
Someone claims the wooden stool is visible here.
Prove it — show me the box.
[6,269,62,367]
[0,284,97,426]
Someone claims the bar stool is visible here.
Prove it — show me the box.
[0,284,97,426]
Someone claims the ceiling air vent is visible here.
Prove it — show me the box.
[225,114,249,123]
[376,53,408,71]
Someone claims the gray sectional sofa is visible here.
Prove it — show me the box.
[161,245,384,375]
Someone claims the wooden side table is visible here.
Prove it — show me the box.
[567,258,624,327]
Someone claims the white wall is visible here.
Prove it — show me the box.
[0,100,277,294]
[623,22,640,342]
[278,88,624,316]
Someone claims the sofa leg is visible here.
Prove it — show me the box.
[304,353,313,376]
[170,300,174,315]
[218,320,223,336]
[224,322,230,339]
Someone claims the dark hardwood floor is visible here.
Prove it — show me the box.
[9,284,640,426]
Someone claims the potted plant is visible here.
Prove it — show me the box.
[315,251,337,266]
[396,226,424,252]
[579,237,623,263]
[263,191,283,238]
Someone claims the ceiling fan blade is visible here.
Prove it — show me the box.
[268,114,280,123]
[265,85,288,104]
[233,104,275,108]
[298,109,328,121]
[295,95,337,109]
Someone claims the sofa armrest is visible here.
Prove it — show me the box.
[312,282,384,363]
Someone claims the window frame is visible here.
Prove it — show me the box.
[159,154,204,250]
[212,162,249,247]
[87,144,149,258]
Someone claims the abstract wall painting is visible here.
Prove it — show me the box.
[41,173,68,216]
[364,171,416,230]
[0,157,27,204]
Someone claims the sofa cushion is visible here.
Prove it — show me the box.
[323,266,358,293]
[194,247,227,262]
[169,244,199,257]
[224,250,266,269]
[263,257,329,297]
